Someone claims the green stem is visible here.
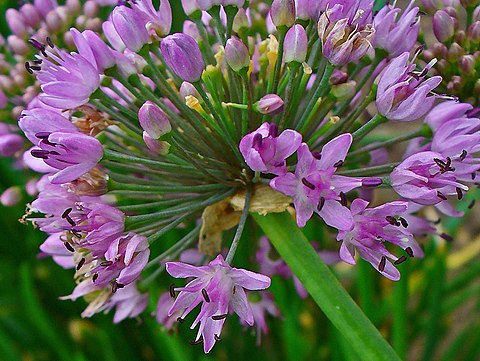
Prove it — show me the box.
[392,262,409,359]
[225,186,251,263]
[349,129,424,157]
[352,114,388,141]
[336,162,399,177]
[297,63,335,132]
[253,212,401,361]
[270,27,288,94]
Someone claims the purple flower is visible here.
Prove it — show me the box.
[112,5,150,52]
[376,53,442,121]
[424,101,473,130]
[156,292,181,329]
[283,24,308,64]
[160,33,205,83]
[100,283,149,324]
[337,199,423,281]
[255,94,285,115]
[30,131,103,184]
[317,2,375,65]
[225,36,250,73]
[18,108,78,145]
[0,186,22,207]
[166,254,271,353]
[270,0,296,28]
[39,232,75,269]
[0,133,24,157]
[270,134,361,229]
[132,0,172,37]
[373,1,420,57]
[138,101,172,139]
[239,123,301,175]
[390,151,468,206]
[91,232,150,288]
[36,48,100,109]
[70,28,116,72]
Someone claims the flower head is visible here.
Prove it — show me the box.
[166,254,271,353]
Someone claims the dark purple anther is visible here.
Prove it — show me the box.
[362,177,383,187]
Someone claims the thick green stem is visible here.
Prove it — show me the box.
[269,27,288,94]
[253,212,401,361]
[393,262,409,359]
[225,187,251,263]
[352,114,388,141]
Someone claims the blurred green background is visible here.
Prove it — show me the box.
[1,1,480,360]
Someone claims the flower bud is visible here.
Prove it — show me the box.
[270,0,296,28]
[474,6,480,21]
[112,5,150,52]
[459,55,475,74]
[296,0,310,20]
[160,33,205,83]
[181,0,201,16]
[143,131,171,155]
[223,0,244,7]
[362,177,383,187]
[7,35,29,56]
[34,0,58,17]
[0,186,22,207]
[180,81,201,100]
[233,8,249,33]
[46,10,63,32]
[0,134,24,157]
[432,42,448,58]
[421,0,443,13]
[183,21,200,41]
[284,24,307,64]
[138,101,172,139]
[20,4,41,28]
[6,9,28,37]
[65,0,81,14]
[331,81,356,101]
[448,42,464,61]
[83,0,99,18]
[433,10,455,42]
[468,21,480,43]
[225,37,250,72]
[103,20,126,52]
[255,94,284,115]
[196,0,222,11]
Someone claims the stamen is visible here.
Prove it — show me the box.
[301,178,315,190]
[92,273,98,282]
[333,160,344,168]
[317,197,325,212]
[177,317,185,323]
[212,314,228,320]
[252,133,263,148]
[437,191,447,200]
[71,230,82,238]
[28,38,44,51]
[339,192,347,206]
[169,283,176,298]
[190,336,203,345]
[24,62,33,74]
[214,334,221,341]
[386,216,400,226]
[405,247,414,257]
[46,36,54,48]
[31,149,50,159]
[378,256,386,272]
[232,286,236,294]
[399,217,408,228]
[460,150,467,161]
[456,187,463,200]
[100,261,113,267]
[112,282,119,293]
[468,200,475,209]
[64,241,74,252]
[312,151,322,160]
[61,208,73,218]
[440,233,453,242]
[201,288,210,303]
[394,255,407,265]
[76,257,86,270]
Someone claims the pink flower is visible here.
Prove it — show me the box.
[337,199,423,281]
[30,131,103,184]
[166,254,271,353]
[270,134,361,229]
[390,151,468,206]
[239,123,302,175]
[376,53,442,122]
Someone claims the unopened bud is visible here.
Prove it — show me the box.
[468,21,480,43]
[0,134,24,157]
[6,9,28,37]
[138,101,172,139]
[7,35,29,56]
[233,8,249,33]
[362,177,383,187]
[295,0,310,20]
[223,0,244,7]
[225,37,250,72]
[332,82,356,101]
[183,21,200,41]
[255,94,284,115]
[83,0,99,18]
[459,55,475,74]
[181,0,201,16]
[20,4,41,28]
[46,10,63,32]
[143,131,171,155]
[112,6,150,52]
[448,42,464,61]
[284,24,307,64]
[180,82,201,100]
[0,186,22,207]
[433,10,455,42]
[432,42,448,58]
[270,0,296,28]
[160,33,205,83]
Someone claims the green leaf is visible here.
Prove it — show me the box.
[253,212,401,361]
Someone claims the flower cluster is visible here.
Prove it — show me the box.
[0,0,478,353]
